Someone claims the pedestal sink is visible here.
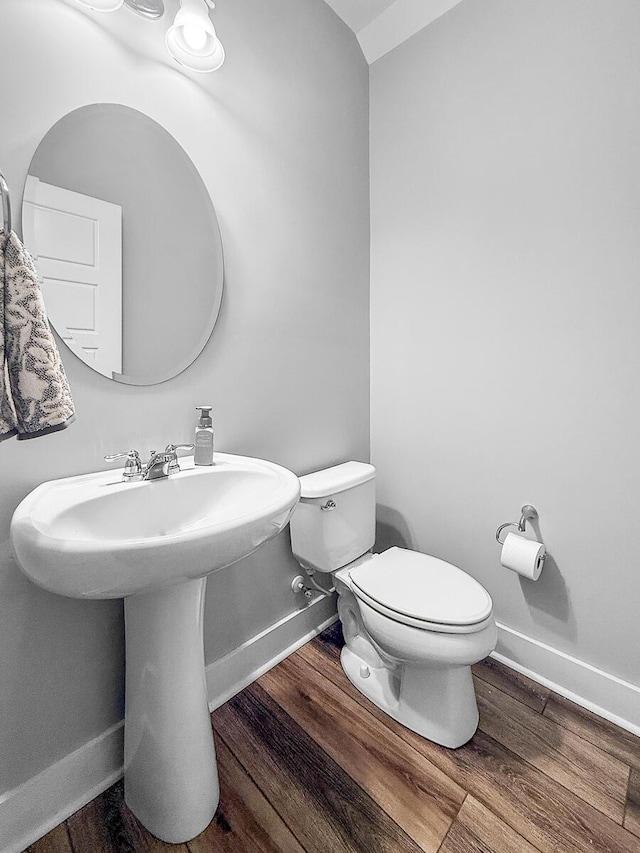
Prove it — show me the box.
[10,453,300,843]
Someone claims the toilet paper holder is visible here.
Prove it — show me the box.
[495,505,539,545]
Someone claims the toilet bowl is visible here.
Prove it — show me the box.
[290,462,497,749]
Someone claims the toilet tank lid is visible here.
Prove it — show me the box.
[299,461,375,499]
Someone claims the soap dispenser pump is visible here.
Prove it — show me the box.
[194,406,214,466]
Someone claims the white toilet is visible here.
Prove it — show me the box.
[290,461,497,748]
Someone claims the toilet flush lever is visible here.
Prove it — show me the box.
[321,499,336,511]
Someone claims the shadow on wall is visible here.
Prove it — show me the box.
[374,504,414,553]
[516,517,577,642]
[518,553,577,642]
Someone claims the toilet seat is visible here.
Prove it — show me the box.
[348,547,493,635]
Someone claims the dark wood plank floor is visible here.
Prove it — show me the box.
[27,623,640,853]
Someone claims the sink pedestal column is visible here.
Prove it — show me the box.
[123,577,218,843]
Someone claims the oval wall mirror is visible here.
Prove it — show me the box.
[22,104,223,385]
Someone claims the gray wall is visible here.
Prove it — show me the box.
[370,0,640,685]
[0,0,369,792]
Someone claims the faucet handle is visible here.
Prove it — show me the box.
[104,450,143,481]
[164,443,195,475]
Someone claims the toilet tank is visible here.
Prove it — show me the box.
[290,461,376,573]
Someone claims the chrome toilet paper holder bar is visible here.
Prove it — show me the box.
[496,505,539,545]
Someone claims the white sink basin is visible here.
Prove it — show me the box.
[11,452,300,599]
[10,452,300,844]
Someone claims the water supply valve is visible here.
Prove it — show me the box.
[291,575,313,599]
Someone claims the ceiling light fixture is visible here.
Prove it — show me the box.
[73,0,225,72]
[165,0,225,73]
[123,0,165,19]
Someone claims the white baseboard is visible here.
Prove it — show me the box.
[206,594,338,710]
[0,722,124,853]
[494,621,640,736]
[0,595,337,853]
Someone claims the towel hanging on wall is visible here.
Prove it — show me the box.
[0,233,18,440]
[0,229,75,441]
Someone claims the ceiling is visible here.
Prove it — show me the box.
[322,0,397,34]
[323,0,465,64]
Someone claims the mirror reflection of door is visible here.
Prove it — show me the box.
[23,175,123,378]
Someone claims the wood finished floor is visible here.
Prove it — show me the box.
[27,623,640,853]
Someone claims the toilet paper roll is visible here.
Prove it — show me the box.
[500,532,545,580]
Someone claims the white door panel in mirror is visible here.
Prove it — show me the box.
[24,175,123,377]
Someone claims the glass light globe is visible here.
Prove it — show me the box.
[165,0,225,72]
[182,23,208,51]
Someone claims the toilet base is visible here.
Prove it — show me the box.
[341,645,479,748]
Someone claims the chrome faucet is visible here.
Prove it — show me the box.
[144,444,194,480]
[144,449,174,481]
[104,450,143,481]
[105,444,194,482]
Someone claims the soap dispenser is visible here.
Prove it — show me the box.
[194,406,214,466]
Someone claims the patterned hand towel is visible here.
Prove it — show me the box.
[0,233,18,441]
[1,229,75,440]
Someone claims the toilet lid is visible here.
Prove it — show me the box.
[349,547,492,627]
